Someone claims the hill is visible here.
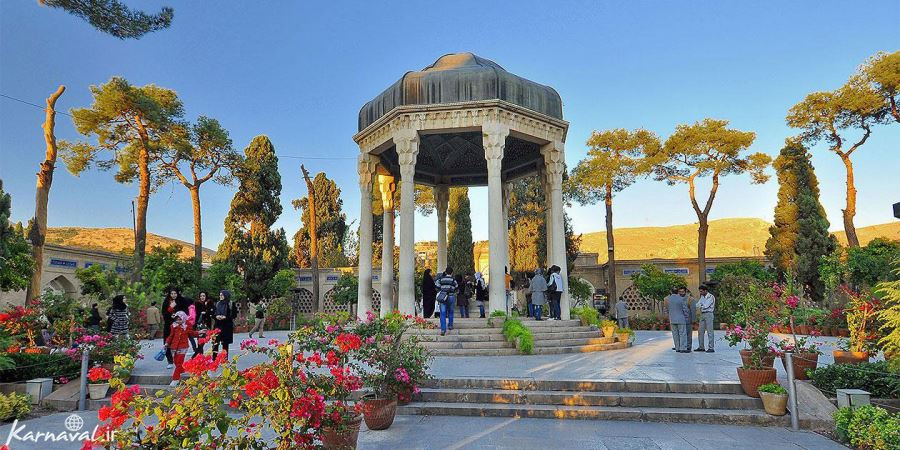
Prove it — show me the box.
[46,227,215,262]
[577,218,899,264]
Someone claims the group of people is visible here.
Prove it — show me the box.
[665,284,717,353]
[85,295,131,336]
[522,265,565,321]
[145,288,240,385]
[421,268,490,335]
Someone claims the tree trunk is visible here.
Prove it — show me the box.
[189,185,203,263]
[26,85,65,303]
[841,155,860,248]
[698,215,709,284]
[134,145,150,280]
[301,166,320,311]
[605,184,616,305]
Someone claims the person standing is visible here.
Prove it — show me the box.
[107,295,130,336]
[145,301,161,339]
[665,287,691,353]
[88,303,102,331]
[192,292,214,358]
[685,289,696,352]
[212,290,238,359]
[435,267,458,336]
[504,267,514,314]
[474,272,488,318]
[456,274,471,318]
[164,311,200,387]
[529,268,548,320]
[422,269,437,319]
[523,274,533,318]
[249,300,267,339]
[695,285,716,352]
[547,265,564,320]
[615,297,629,329]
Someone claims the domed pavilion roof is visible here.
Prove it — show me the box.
[358,53,563,131]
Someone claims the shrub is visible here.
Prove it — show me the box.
[809,361,900,399]
[599,319,617,329]
[833,405,899,450]
[710,260,775,283]
[0,392,31,422]
[502,318,534,355]
[757,383,787,395]
[714,274,768,326]
[571,306,599,326]
[0,353,81,383]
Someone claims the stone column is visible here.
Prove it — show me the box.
[378,173,396,317]
[356,154,377,320]
[502,182,512,275]
[483,121,509,314]
[542,141,570,320]
[537,166,553,266]
[433,185,449,273]
[395,128,419,316]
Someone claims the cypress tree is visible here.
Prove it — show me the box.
[765,140,836,301]
[218,136,290,303]
[447,187,474,275]
[292,172,349,268]
[0,180,34,292]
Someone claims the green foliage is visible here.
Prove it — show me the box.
[331,273,358,306]
[38,290,83,324]
[75,264,124,301]
[568,277,593,307]
[859,51,900,123]
[217,136,290,302]
[569,128,659,205]
[0,392,31,421]
[501,318,534,355]
[447,187,474,276]
[710,260,774,283]
[571,306,599,326]
[765,141,836,301]
[630,264,686,313]
[141,244,201,297]
[40,0,174,39]
[200,261,245,301]
[508,176,545,273]
[833,405,899,450]
[757,383,787,395]
[877,262,900,371]
[269,269,296,300]
[809,361,900,399]
[714,275,767,326]
[292,172,350,268]
[848,239,900,287]
[0,180,34,292]
[0,353,80,383]
[599,319,617,329]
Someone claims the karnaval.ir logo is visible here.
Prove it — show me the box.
[4,413,114,446]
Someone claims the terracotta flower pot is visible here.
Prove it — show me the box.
[362,395,397,430]
[616,333,630,343]
[88,383,109,400]
[833,350,869,365]
[740,349,775,368]
[321,413,362,449]
[759,391,788,416]
[396,386,414,406]
[736,367,776,398]
[780,352,818,380]
[602,326,616,338]
[796,325,809,335]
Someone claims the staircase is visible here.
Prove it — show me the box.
[407,318,629,356]
[401,377,791,426]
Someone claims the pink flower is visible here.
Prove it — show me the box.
[785,295,799,309]
[240,338,259,350]
[267,339,280,347]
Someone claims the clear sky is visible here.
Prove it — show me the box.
[1,1,898,250]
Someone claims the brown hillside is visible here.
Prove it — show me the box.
[47,227,215,262]
[577,218,899,264]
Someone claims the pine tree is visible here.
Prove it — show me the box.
[765,140,836,301]
[39,0,174,39]
[0,180,34,292]
[217,136,289,303]
[447,187,474,275]
[292,172,349,268]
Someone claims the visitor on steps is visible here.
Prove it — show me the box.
[435,267,458,335]
[547,265,564,320]
[474,272,488,318]
[107,295,130,337]
[665,287,691,353]
[529,268,547,320]
[696,285,716,353]
[192,292,214,359]
[457,274,471,318]
[165,311,201,387]
[523,274,533,318]
[615,297,629,329]
[212,290,238,359]
[422,269,437,319]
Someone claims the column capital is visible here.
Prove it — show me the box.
[377,174,396,210]
[482,121,510,161]
[541,140,565,184]
[433,185,450,215]
[357,153,378,190]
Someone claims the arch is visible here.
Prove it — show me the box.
[619,284,652,312]
[46,275,77,295]
[577,277,596,294]
[292,288,315,315]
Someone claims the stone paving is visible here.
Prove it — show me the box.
[0,411,845,449]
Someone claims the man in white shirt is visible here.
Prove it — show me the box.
[695,285,716,353]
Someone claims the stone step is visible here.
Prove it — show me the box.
[419,378,745,395]
[518,319,582,327]
[427,348,522,357]
[532,337,614,347]
[530,342,628,354]
[529,326,598,334]
[408,328,503,335]
[420,340,515,349]
[413,333,510,343]
[529,330,604,340]
[397,402,790,426]
[416,388,762,409]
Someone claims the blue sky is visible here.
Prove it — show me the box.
[1,1,898,250]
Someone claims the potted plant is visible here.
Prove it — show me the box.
[833,287,878,365]
[731,283,778,397]
[615,327,634,344]
[726,326,775,368]
[599,319,617,338]
[87,366,112,400]
[572,307,599,327]
[321,403,363,449]
[774,336,821,380]
[112,354,136,384]
[757,383,788,416]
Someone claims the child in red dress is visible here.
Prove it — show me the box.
[164,311,200,386]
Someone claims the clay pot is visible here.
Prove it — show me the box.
[796,325,810,335]
[88,383,109,400]
[759,391,788,416]
[780,352,819,380]
[740,349,775,368]
[396,386,414,406]
[736,367,777,398]
[833,350,869,365]
[362,395,397,430]
[602,326,616,338]
[321,413,362,449]
[616,333,630,344]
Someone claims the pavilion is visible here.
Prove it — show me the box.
[353,53,571,319]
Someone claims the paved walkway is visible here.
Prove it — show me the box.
[0,411,844,449]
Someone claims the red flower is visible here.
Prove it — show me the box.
[334,333,362,353]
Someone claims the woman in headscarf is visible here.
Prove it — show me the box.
[529,268,548,320]
[107,295,130,336]
[422,269,437,319]
[212,290,238,359]
[474,272,488,318]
